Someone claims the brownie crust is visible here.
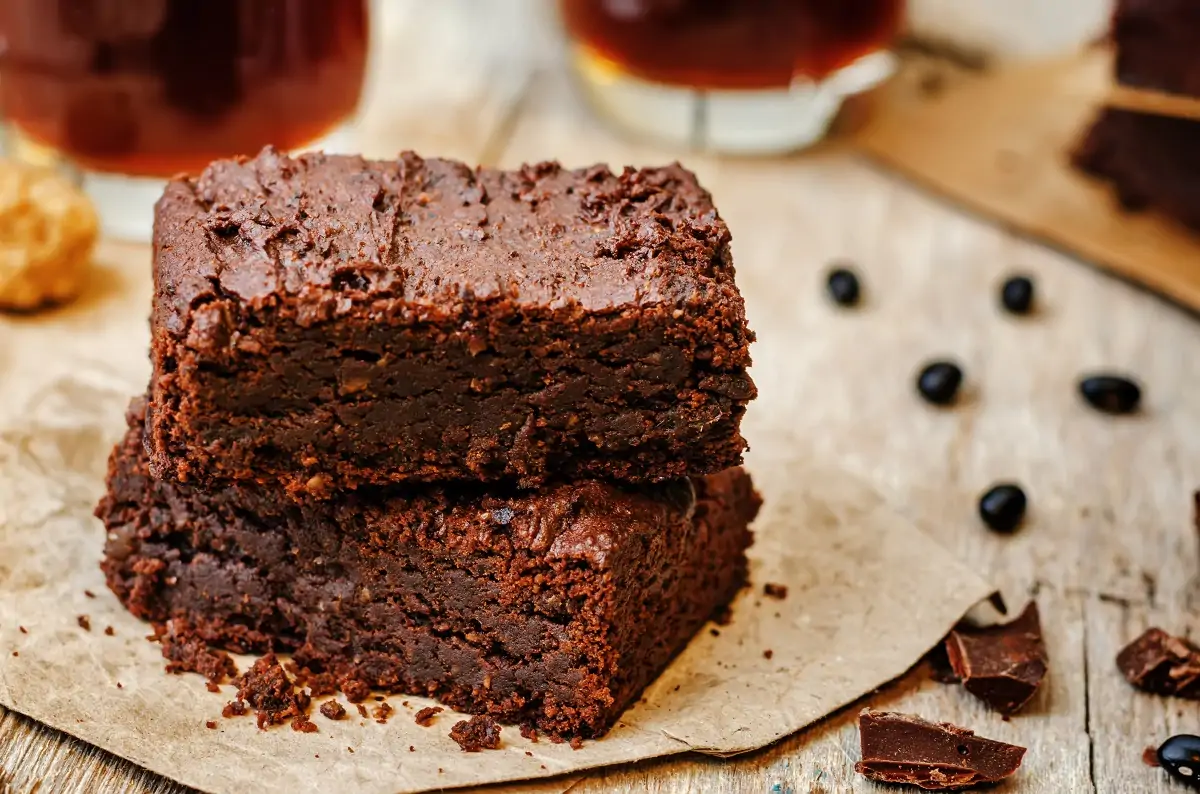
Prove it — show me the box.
[100,401,759,738]
[148,148,755,496]
[1073,109,1200,231]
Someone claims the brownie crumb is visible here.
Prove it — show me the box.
[320,700,347,721]
[402,700,410,707]
[570,737,584,750]
[709,628,720,637]
[1143,746,1160,767]
[84,590,96,599]
[450,715,502,752]
[409,745,415,752]
[291,715,318,733]
[77,615,91,631]
[206,681,221,694]
[222,700,247,718]
[763,583,788,599]
[520,724,539,743]
[158,619,238,685]
[374,702,394,724]
[347,747,354,753]
[763,649,774,660]
[414,706,443,727]
[713,605,734,626]
[298,669,338,697]
[205,720,217,729]
[340,678,370,703]
[18,626,26,634]
[549,734,565,744]
[116,682,123,689]
[525,751,533,757]
[236,654,309,730]
[10,651,17,657]
[356,704,369,719]
[374,695,384,702]
[104,626,114,636]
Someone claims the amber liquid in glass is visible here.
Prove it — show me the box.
[0,0,369,177]
[560,0,905,90]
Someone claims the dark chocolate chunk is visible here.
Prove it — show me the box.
[1079,374,1141,415]
[1117,628,1200,698]
[917,361,963,406]
[1000,275,1035,315]
[1158,735,1200,787]
[945,602,1047,715]
[978,483,1027,534]
[855,710,1026,790]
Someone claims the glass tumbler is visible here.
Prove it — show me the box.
[0,0,370,240]
[559,0,905,154]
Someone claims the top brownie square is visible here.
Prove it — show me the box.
[1113,0,1200,98]
[147,148,755,496]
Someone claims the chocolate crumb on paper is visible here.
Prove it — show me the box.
[76,615,91,631]
[855,709,1026,789]
[570,737,584,750]
[944,602,1047,715]
[205,720,216,730]
[374,702,393,724]
[104,626,114,636]
[320,700,347,721]
[356,704,369,719]
[415,706,443,727]
[520,725,539,743]
[84,590,95,598]
[763,583,788,599]
[235,654,310,730]
[158,619,238,685]
[222,700,247,718]
[1117,628,1200,698]
[450,715,502,751]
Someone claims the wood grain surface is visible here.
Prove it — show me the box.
[3,2,1199,792]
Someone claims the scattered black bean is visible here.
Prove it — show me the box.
[1157,735,1200,788]
[978,483,1027,534]
[1000,275,1035,315]
[1079,374,1141,415]
[825,266,861,307]
[917,361,963,406]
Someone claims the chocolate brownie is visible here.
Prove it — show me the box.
[1073,109,1200,231]
[148,147,755,496]
[1112,0,1200,98]
[100,400,759,738]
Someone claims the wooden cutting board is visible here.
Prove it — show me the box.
[855,48,1200,312]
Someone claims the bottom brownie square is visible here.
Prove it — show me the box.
[97,401,759,738]
[1073,108,1200,232]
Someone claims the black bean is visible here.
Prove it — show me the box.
[825,266,861,307]
[978,483,1027,534]
[917,361,963,406]
[1079,374,1141,415]
[1000,275,1035,315]
[1158,735,1200,788]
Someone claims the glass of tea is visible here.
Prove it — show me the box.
[559,0,905,154]
[0,0,370,240]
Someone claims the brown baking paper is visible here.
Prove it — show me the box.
[854,48,1200,311]
[0,241,994,794]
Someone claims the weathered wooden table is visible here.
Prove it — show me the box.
[2,2,1198,792]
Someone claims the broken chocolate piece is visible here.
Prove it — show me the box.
[855,710,1026,790]
[1117,628,1200,698]
[945,602,1047,716]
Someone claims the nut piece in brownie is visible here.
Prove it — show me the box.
[1073,109,1200,231]
[148,147,755,496]
[1112,0,1200,98]
[100,400,759,739]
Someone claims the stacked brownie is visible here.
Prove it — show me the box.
[96,148,760,738]
[1073,0,1200,230]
